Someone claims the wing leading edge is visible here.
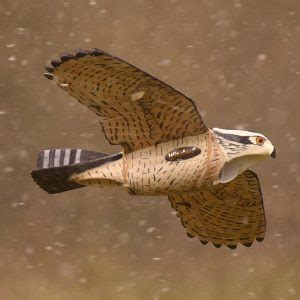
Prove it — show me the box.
[44,48,208,151]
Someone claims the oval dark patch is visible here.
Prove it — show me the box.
[165,147,201,162]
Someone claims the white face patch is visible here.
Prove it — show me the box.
[213,128,275,183]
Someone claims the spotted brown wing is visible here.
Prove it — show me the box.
[45,49,208,151]
[168,170,266,248]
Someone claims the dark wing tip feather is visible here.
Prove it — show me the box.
[227,244,237,249]
[44,73,53,80]
[45,66,54,73]
[51,59,61,67]
[75,48,92,58]
[186,232,195,238]
[46,48,105,74]
[92,48,106,56]
[242,242,253,247]
[200,240,208,245]
[60,52,76,62]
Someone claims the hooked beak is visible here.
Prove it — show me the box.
[271,148,276,159]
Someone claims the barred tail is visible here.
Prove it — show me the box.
[36,148,108,169]
[31,149,122,194]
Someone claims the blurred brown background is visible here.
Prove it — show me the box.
[0,0,299,299]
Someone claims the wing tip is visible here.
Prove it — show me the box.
[45,48,108,77]
[44,72,53,80]
[60,52,77,62]
[196,238,264,249]
[45,65,54,73]
[75,48,92,58]
[50,59,61,68]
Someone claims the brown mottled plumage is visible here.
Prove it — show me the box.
[32,48,276,249]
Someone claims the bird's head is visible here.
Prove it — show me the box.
[213,128,276,183]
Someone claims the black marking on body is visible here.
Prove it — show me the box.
[165,147,201,162]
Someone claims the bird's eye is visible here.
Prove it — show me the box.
[256,136,266,145]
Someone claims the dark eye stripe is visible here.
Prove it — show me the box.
[165,147,201,162]
[214,131,253,145]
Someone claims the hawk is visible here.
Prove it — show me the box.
[32,48,276,249]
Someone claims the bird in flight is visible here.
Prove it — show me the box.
[32,48,276,249]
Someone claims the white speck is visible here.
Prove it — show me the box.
[26,247,34,255]
[257,53,267,61]
[6,43,15,48]
[272,185,279,189]
[57,11,64,19]
[274,233,282,237]
[171,211,177,216]
[3,167,14,173]
[152,257,161,261]
[100,9,107,13]
[234,124,248,130]
[0,111,6,115]
[186,45,194,48]
[89,0,97,5]
[146,227,156,233]
[116,285,125,292]
[288,288,296,295]
[45,246,53,251]
[84,38,91,43]
[231,252,239,257]
[8,56,16,62]
[20,60,28,66]
[234,2,242,8]
[68,33,75,37]
[16,28,26,35]
[78,277,87,284]
[158,59,171,66]
[138,220,146,226]
[63,2,70,7]
[26,265,34,269]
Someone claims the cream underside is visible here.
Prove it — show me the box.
[70,132,226,195]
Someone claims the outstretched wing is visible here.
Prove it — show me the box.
[168,170,266,249]
[44,48,208,151]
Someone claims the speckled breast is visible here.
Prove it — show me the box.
[124,132,223,195]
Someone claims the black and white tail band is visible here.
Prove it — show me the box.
[32,150,123,194]
[36,149,108,169]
